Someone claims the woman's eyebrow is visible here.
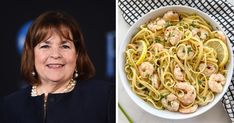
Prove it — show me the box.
[41,40,50,44]
[61,40,72,44]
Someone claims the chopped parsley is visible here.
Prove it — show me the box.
[190,21,197,27]
[198,80,202,84]
[155,37,161,43]
[165,22,172,28]
[160,95,165,100]
[187,47,192,53]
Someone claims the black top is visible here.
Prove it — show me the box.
[0,79,115,123]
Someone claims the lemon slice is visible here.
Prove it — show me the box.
[204,39,229,67]
[136,40,147,65]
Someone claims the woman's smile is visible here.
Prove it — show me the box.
[46,63,65,69]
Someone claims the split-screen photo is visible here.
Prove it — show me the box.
[1,0,234,123]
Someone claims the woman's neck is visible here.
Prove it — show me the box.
[37,80,70,96]
[31,79,76,98]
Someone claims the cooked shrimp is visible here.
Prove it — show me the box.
[138,62,154,78]
[161,93,180,111]
[198,63,216,76]
[174,64,184,81]
[179,104,198,113]
[192,28,209,41]
[208,73,226,93]
[164,26,183,45]
[213,31,227,44]
[147,18,166,31]
[151,43,164,52]
[176,45,194,60]
[151,73,160,89]
[175,82,196,105]
[163,11,180,22]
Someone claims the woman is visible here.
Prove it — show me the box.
[0,11,115,123]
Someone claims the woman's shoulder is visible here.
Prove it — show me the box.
[76,79,115,96]
[79,79,115,90]
[74,79,115,122]
[2,86,31,103]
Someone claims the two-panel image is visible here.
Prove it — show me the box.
[1,0,234,123]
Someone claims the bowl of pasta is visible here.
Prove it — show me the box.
[119,5,233,119]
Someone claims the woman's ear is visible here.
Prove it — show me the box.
[76,52,78,59]
[75,52,79,64]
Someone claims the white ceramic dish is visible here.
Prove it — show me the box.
[119,5,233,119]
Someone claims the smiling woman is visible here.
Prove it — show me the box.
[0,11,115,123]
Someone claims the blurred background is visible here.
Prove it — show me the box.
[0,0,115,97]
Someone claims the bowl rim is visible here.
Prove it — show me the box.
[118,5,234,120]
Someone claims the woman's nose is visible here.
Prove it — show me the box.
[50,47,62,59]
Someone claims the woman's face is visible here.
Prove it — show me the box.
[34,31,77,84]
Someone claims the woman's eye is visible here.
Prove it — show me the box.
[62,45,70,49]
[40,45,50,49]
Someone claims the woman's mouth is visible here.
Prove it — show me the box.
[46,64,65,69]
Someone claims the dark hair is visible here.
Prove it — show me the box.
[21,10,95,85]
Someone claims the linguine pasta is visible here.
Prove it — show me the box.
[124,11,229,113]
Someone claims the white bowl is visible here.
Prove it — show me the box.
[119,5,233,119]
